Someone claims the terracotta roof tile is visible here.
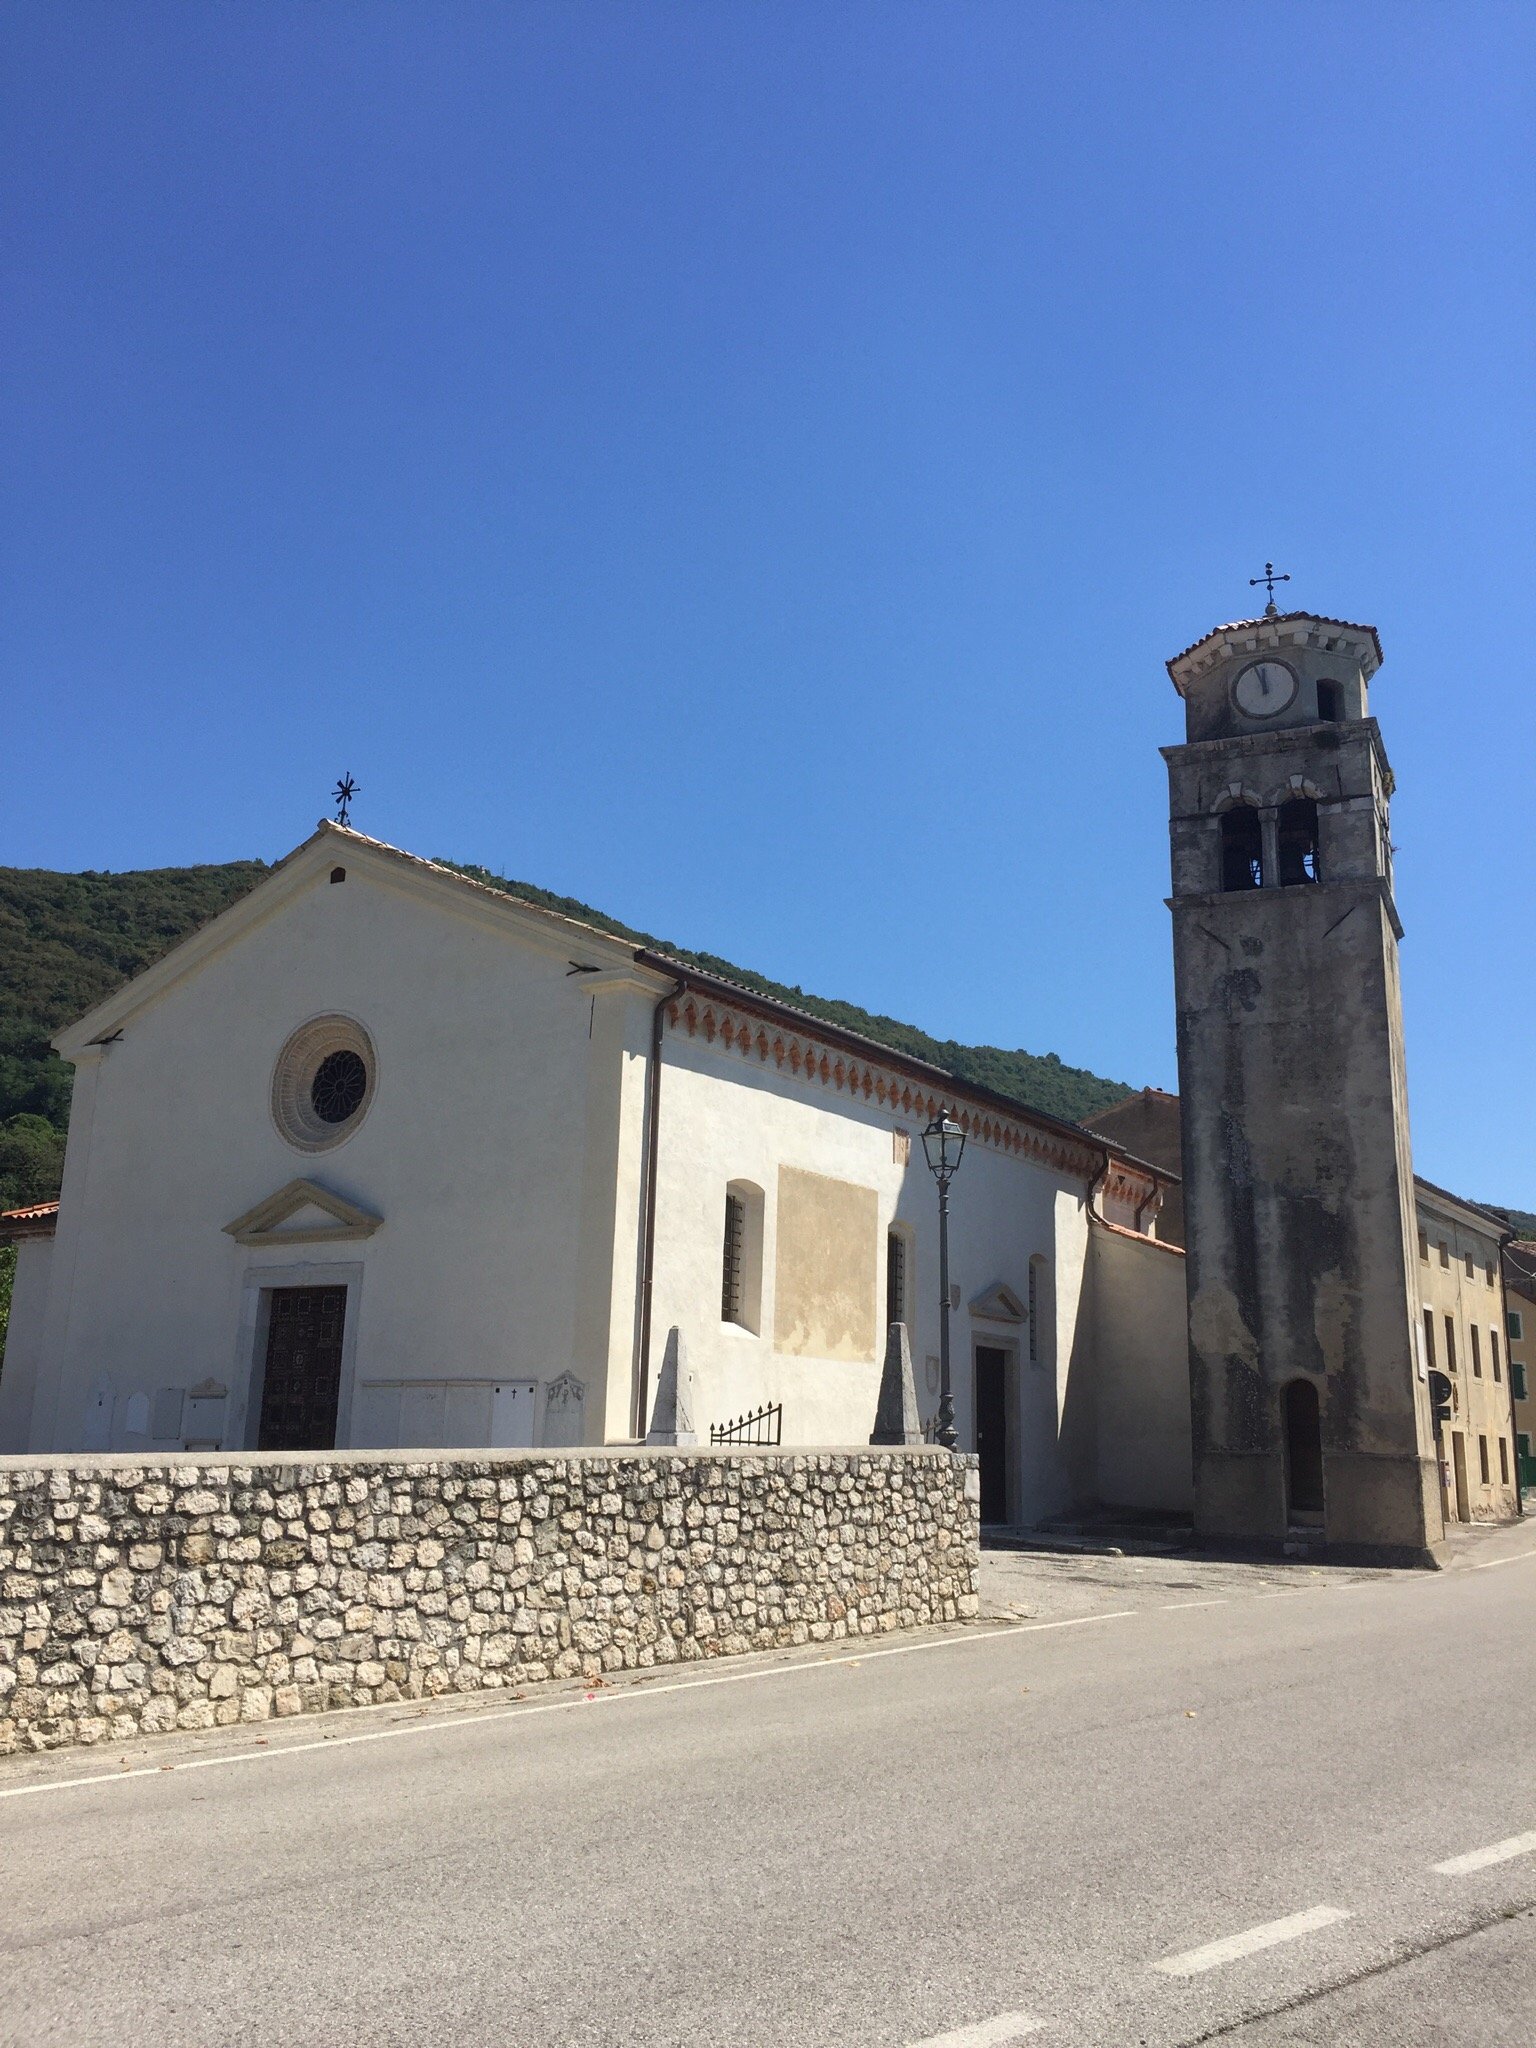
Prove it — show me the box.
[0,1200,59,1240]
[1166,611,1383,687]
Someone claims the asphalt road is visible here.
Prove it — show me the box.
[3,1524,1534,2048]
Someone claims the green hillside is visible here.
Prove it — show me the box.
[0,853,1136,1213]
[0,861,272,1210]
[444,860,1136,1127]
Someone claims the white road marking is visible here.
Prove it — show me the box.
[1432,1831,1536,1876]
[1469,1546,1536,1571]
[1161,1598,1228,1610]
[0,1610,1142,1805]
[904,2010,1045,2046]
[1152,1905,1351,1977]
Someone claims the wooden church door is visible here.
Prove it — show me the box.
[257,1287,346,1451]
[974,1345,1011,1524]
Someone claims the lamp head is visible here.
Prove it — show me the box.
[921,1108,966,1183]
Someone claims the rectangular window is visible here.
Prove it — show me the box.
[1499,1438,1510,1485]
[1520,1432,1532,1461]
[1445,1315,1457,1374]
[1471,1325,1482,1378]
[1514,1363,1529,1402]
[1511,1310,1526,1342]
[721,1193,745,1324]
[1028,1263,1039,1364]
[1439,1241,1450,1269]
[1422,1308,1436,1370]
[1465,1252,1475,1281]
[1418,1229,1429,1262]
[886,1230,907,1329]
[1491,1330,1502,1384]
[1486,1261,1496,1287]
[1478,1435,1490,1485]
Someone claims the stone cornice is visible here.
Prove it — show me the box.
[1167,613,1383,695]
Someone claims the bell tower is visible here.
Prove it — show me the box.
[1163,598,1443,1563]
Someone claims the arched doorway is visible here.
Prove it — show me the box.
[1283,1378,1324,1521]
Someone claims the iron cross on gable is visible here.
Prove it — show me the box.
[332,774,358,827]
[1248,562,1292,618]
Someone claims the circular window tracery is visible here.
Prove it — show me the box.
[272,1016,376,1151]
[311,1049,367,1124]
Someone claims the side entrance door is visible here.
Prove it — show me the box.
[1450,1430,1470,1522]
[258,1287,347,1451]
[974,1345,1011,1525]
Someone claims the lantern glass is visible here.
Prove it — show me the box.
[922,1110,966,1181]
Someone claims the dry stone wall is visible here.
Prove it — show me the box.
[0,1447,979,1754]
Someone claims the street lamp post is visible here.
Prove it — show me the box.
[921,1108,967,1451]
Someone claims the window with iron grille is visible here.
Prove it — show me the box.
[721,1193,746,1324]
[886,1230,907,1329]
[1422,1308,1436,1371]
[1471,1325,1482,1377]
[1445,1315,1457,1373]
[1491,1329,1502,1384]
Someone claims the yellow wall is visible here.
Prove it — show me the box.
[1505,1262,1535,1485]
[1416,1198,1519,1521]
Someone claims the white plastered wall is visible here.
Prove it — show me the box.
[646,1023,1094,1525]
[21,845,640,1456]
[1089,1222,1193,1512]
[0,1236,55,1450]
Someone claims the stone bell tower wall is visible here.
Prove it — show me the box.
[1162,631,1443,1565]
[1170,877,1437,1554]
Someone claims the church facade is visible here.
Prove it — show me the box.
[6,599,1519,1560]
[0,824,1187,1530]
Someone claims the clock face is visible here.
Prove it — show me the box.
[1232,659,1298,718]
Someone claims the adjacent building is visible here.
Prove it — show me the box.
[1505,1242,1536,1492]
[1414,1180,1521,1522]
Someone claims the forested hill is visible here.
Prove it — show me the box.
[0,862,271,1208]
[444,859,1136,1126]
[3,857,1533,1242]
[0,855,1139,1211]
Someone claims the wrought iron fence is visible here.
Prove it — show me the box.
[709,1402,783,1447]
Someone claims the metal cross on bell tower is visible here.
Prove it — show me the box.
[1248,562,1292,618]
[332,774,358,827]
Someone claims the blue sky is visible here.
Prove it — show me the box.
[4,3,1532,1204]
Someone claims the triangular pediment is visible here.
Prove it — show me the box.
[969,1280,1027,1324]
[224,1178,382,1247]
[53,822,642,1060]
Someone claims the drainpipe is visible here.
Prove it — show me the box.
[634,975,687,1438]
[1085,1146,1112,1225]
